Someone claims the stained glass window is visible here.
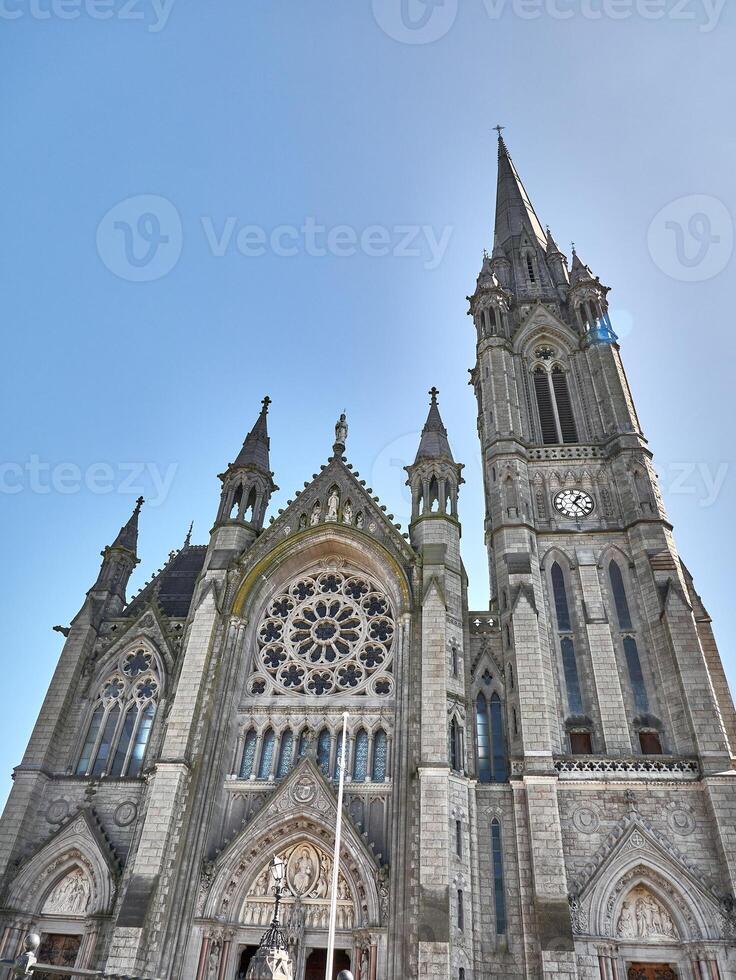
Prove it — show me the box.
[76,706,103,776]
[110,708,137,777]
[76,644,159,778]
[625,637,650,715]
[490,694,508,782]
[333,732,345,783]
[561,638,583,715]
[277,730,294,779]
[240,730,257,778]
[476,693,491,783]
[253,569,395,698]
[552,563,584,715]
[128,702,155,777]
[353,730,369,782]
[609,561,633,630]
[372,729,387,782]
[258,729,275,779]
[317,728,331,776]
[91,705,119,777]
[551,563,572,632]
[491,819,507,935]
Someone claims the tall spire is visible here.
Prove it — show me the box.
[494,130,547,251]
[111,496,144,555]
[232,395,272,474]
[414,387,455,463]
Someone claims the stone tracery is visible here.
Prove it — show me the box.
[252,567,395,697]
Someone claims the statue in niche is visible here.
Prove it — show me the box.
[42,868,91,915]
[288,845,318,897]
[251,866,270,898]
[342,501,353,525]
[355,512,364,530]
[313,862,329,899]
[299,513,307,530]
[206,938,221,979]
[326,488,340,522]
[310,501,321,526]
[360,946,370,980]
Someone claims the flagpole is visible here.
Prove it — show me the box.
[325,710,349,980]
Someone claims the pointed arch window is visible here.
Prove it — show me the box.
[353,729,369,782]
[372,729,387,782]
[317,728,331,776]
[551,563,584,716]
[609,561,651,717]
[76,648,160,779]
[276,729,294,779]
[525,252,537,283]
[258,728,275,779]
[533,366,577,445]
[491,819,507,935]
[475,692,508,783]
[449,718,464,774]
[240,729,257,778]
[333,731,345,783]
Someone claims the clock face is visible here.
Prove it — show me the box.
[554,489,595,519]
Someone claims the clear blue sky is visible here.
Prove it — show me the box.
[1,0,734,803]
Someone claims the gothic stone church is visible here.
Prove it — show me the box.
[1,138,735,980]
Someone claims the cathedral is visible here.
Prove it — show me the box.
[1,135,735,980]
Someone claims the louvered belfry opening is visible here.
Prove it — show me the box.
[533,365,578,445]
[552,366,578,444]
[534,368,558,444]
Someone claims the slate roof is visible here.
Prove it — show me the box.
[124,544,206,619]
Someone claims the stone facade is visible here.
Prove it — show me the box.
[0,139,734,980]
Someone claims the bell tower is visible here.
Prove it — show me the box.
[468,132,735,978]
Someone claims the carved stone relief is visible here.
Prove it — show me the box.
[616,887,678,941]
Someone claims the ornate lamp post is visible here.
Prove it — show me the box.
[245,855,294,980]
[261,856,288,951]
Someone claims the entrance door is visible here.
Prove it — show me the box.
[236,945,259,979]
[304,949,351,980]
[35,934,82,980]
[628,966,677,980]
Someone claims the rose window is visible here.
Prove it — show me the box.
[253,569,395,697]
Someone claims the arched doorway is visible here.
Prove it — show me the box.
[304,949,350,980]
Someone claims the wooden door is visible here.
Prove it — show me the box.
[35,933,82,980]
[628,965,677,980]
[304,949,351,980]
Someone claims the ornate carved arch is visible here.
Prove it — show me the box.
[199,760,383,929]
[5,811,118,917]
[576,821,723,943]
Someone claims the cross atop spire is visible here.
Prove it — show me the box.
[414,388,454,463]
[493,124,506,139]
[262,395,272,412]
